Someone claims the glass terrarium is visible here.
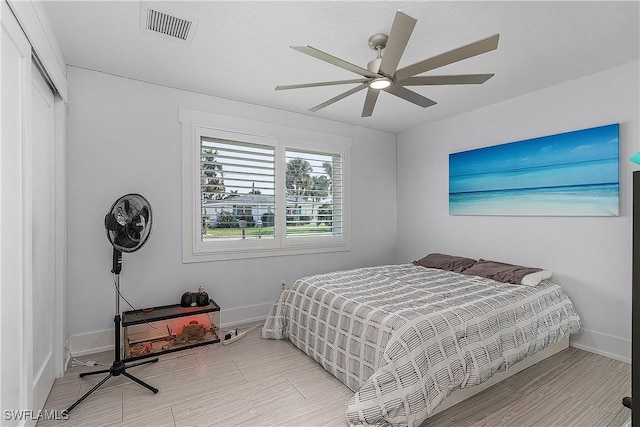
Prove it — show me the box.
[122,300,220,361]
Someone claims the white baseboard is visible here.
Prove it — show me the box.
[69,307,629,366]
[68,302,272,357]
[64,337,72,371]
[570,328,630,364]
[69,329,115,357]
[217,302,271,328]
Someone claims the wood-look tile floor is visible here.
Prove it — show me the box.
[39,327,631,427]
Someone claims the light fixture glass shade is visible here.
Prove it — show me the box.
[631,152,640,165]
[370,77,392,90]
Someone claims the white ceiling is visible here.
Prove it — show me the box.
[41,1,639,133]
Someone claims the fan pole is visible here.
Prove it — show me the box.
[114,249,121,329]
[114,273,121,363]
[64,248,160,415]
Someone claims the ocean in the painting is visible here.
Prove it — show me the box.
[449,183,619,216]
[449,123,619,216]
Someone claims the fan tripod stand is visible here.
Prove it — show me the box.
[65,250,159,415]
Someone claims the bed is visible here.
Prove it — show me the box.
[262,261,582,426]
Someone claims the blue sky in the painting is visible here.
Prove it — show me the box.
[449,124,619,194]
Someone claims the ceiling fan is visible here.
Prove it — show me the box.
[276,10,499,117]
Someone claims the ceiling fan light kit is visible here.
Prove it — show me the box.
[276,10,499,117]
[370,77,392,90]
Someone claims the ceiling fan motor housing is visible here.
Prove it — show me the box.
[367,57,382,73]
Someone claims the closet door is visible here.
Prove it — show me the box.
[1,2,32,421]
[2,2,60,421]
[31,63,57,413]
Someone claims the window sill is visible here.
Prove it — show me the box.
[182,242,351,263]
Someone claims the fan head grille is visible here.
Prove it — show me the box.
[105,194,153,253]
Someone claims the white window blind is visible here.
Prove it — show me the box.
[285,148,342,238]
[200,137,275,241]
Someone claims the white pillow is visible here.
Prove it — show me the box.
[521,270,553,286]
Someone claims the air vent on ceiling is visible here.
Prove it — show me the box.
[140,4,198,44]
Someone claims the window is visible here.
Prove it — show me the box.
[200,137,276,240]
[284,148,342,239]
[180,109,350,262]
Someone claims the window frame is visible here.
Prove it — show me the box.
[180,108,351,263]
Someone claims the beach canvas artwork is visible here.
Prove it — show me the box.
[449,124,619,216]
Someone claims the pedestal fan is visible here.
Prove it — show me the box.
[66,194,159,415]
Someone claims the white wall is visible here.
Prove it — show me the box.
[66,67,397,348]
[397,61,640,362]
[66,60,639,361]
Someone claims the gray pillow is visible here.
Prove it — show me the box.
[461,259,542,284]
[413,253,477,273]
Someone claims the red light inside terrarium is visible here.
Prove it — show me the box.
[124,312,219,359]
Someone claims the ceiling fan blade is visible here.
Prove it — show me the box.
[378,11,417,77]
[276,79,369,90]
[309,82,369,112]
[399,74,495,86]
[291,45,380,78]
[361,88,380,117]
[385,85,437,108]
[395,34,500,81]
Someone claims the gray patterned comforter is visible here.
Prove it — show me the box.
[261,264,582,426]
